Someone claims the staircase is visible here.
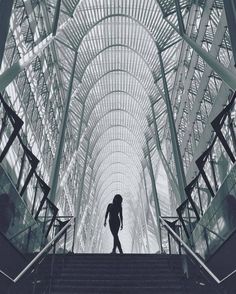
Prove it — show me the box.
[22,253,219,294]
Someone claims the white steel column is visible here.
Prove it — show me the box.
[49,51,78,203]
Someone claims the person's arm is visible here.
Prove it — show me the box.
[104,204,110,227]
[120,206,123,230]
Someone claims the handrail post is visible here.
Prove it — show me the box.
[159,216,221,284]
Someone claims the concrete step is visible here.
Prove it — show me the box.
[52,278,185,287]
[48,272,184,280]
[16,254,219,294]
[51,284,214,294]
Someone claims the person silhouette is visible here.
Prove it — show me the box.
[104,194,123,254]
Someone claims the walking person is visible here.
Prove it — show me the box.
[104,194,123,254]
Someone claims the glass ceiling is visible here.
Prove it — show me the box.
[45,0,186,252]
[5,0,230,253]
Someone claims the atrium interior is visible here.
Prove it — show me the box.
[0,0,236,293]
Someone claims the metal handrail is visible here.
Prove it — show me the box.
[0,217,75,284]
[160,216,236,285]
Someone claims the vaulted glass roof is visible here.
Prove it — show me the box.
[46,0,187,251]
[1,0,232,253]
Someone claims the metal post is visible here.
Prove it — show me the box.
[75,140,90,216]
[131,228,136,253]
[52,0,62,36]
[129,199,145,253]
[165,19,236,90]
[60,102,85,185]
[49,51,78,203]
[157,51,187,203]
[0,0,14,69]
[146,142,163,252]
[138,185,150,253]
[76,103,85,149]
[138,211,145,253]
[168,232,171,254]
[84,174,97,252]
[16,150,26,190]
[223,0,236,64]
[89,213,99,253]
[173,0,185,35]
[150,102,181,203]
[74,139,90,252]
[142,167,160,246]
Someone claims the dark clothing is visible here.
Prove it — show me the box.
[107,203,121,223]
[105,203,123,253]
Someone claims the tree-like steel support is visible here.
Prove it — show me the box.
[157,51,187,203]
[0,0,14,69]
[146,141,163,252]
[150,102,181,203]
[0,0,70,92]
[49,51,78,203]
[166,3,236,90]
[142,166,160,247]
[84,173,96,252]
[0,35,53,92]
[129,198,146,253]
[79,170,96,253]
[138,183,150,253]
[223,0,236,64]
[52,0,63,36]
[74,139,90,252]
[60,102,85,186]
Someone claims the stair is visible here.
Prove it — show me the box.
[25,253,219,294]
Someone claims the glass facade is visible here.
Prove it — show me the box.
[0,0,235,255]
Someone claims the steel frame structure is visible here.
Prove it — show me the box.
[0,0,235,253]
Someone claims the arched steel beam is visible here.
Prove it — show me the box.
[96,171,140,201]
[93,156,141,186]
[94,161,141,194]
[85,90,148,125]
[80,69,153,103]
[91,139,142,172]
[89,125,145,159]
[65,13,158,51]
[79,44,156,82]
[96,172,139,199]
[86,109,147,142]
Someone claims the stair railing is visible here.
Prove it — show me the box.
[160,216,236,285]
[0,217,75,286]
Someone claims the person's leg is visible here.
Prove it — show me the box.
[112,233,116,253]
[111,220,123,254]
[109,221,117,253]
[116,234,123,254]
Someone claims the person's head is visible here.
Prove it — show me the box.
[113,194,123,206]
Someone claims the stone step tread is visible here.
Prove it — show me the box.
[46,265,182,269]
[50,290,191,294]
[53,277,184,283]
[40,270,182,276]
[14,283,213,291]
[42,260,182,264]
[48,273,184,278]
[52,285,185,290]
[42,254,181,256]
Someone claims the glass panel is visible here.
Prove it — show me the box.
[0,164,42,253]
[192,163,236,260]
